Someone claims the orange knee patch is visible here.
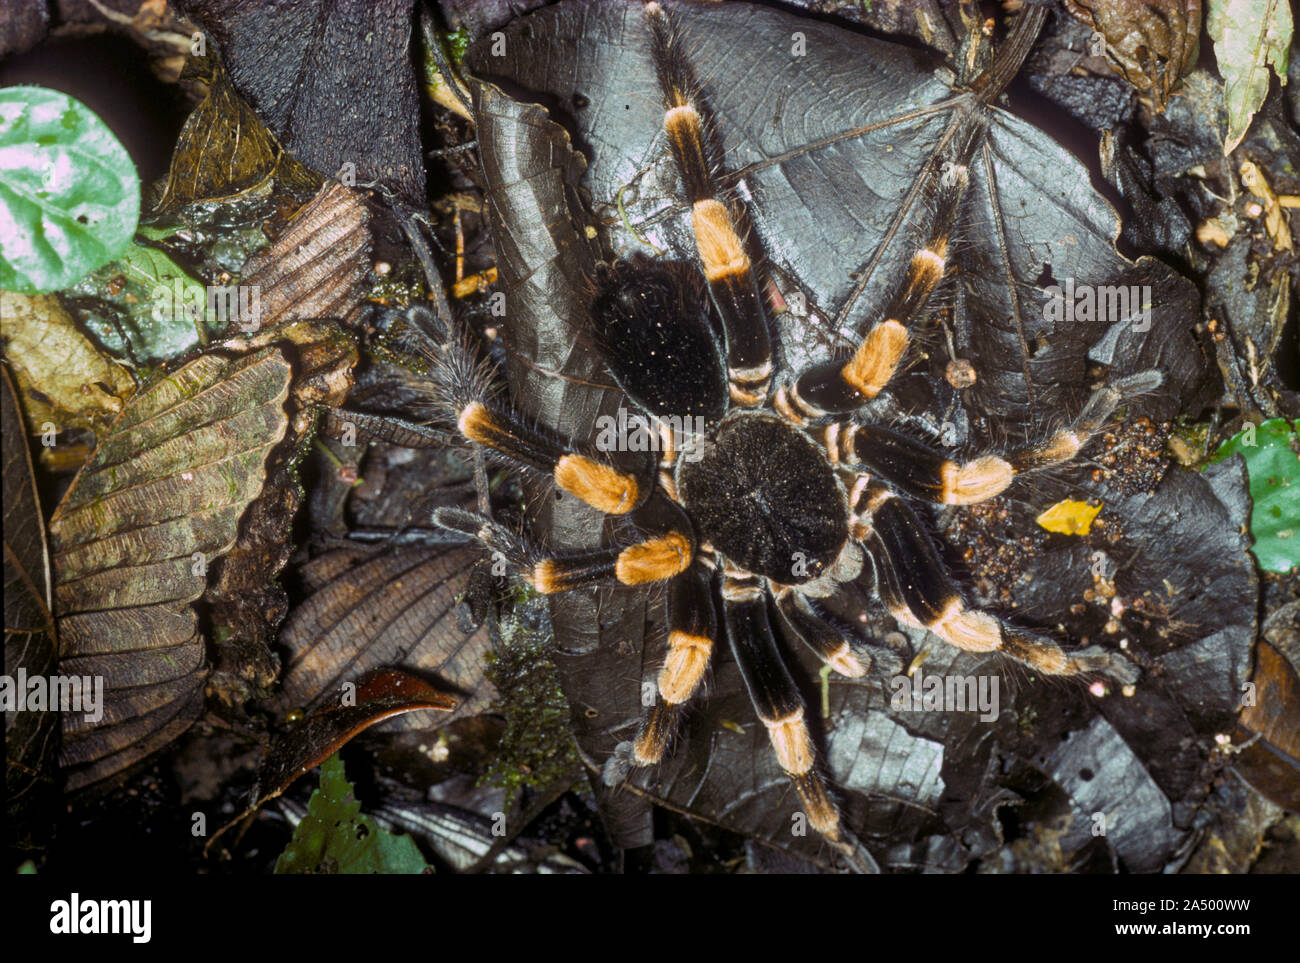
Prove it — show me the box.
[554,454,639,514]
[765,709,814,775]
[940,455,1013,505]
[458,401,504,446]
[826,641,867,678]
[527,559,564,595]
[932,601,1003,653]
[692,199,749,281]
[616,533,692,585]
[659,630,712,704]
[842,319,908,398]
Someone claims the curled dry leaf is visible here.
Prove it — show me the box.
[1064,0,1202,111]
[154,51,319,215]
[210,668,456,851]
[0,291,136,435]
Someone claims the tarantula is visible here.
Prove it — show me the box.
[430,1,1151,854]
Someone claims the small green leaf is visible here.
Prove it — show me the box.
[1210,418,1300,573]
[1207,0,1293,153]
[275,754,431,874]
[0,87,140,293]
[66,240,219,362]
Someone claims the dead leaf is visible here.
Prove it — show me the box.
[3,364,59,853]
[0,292,136,435]
[1064,0,1201,110]
[209,668,455,851]
[271,543,494,730]
[154,51,318,214]
[49,348,295,790]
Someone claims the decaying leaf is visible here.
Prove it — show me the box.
[0,291,136,434]
[272,542,493,731]
[230,669,456,837]
[1207,0,1294,153]
[235,182,372,330]
[3,364,59,854]
[154,51,318,214]
[1234,640,1300,810]
[49,348,295,790]
[63,239,217,363]
[1064,0,1201,110]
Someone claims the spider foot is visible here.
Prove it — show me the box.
[1068,645,1140,688]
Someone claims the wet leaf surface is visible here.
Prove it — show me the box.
[64,239,216,363]
[154,52,318,215]
[464,0,1248,870]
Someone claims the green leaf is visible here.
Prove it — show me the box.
[1207,0,1293,153]
[274,754,431,874]
[1210,418,1300,573]
[0,87,140,293]
[66,240,216,361]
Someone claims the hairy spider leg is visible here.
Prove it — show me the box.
[633,563,717,764]
[771,586,868,677]
[776,117,987,423]
[721,565,843,840]
[825,421,1012,506]
[430,339,645,515]
[646,2,772,406]
[432,507,693,593]
[851,484,1136,682]
[825,369,1164,505]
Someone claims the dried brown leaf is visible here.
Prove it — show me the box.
[3,363,59,852]
[0,292,136,435]
[1064,0,1202,110]
[49,348,294,790]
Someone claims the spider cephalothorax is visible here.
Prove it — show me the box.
[431,1,1154,861]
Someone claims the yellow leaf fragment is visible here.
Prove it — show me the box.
[1036,499,1103,536]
